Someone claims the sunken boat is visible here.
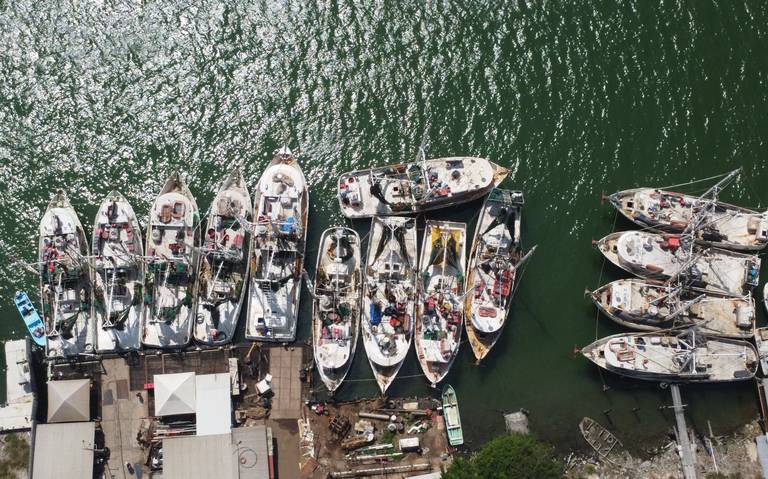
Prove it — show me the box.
[582,330,758,383]
[590,279,755,338]
[39,191,95,357]
[596,230,760,297]
[415,220,466,387]
[141,173,201,349]
[579,417,622,457]
[362,216,418,395]
[91,191,144,352]
[246,147,308,343]
[311,227,361,393]
[608,169,768,252]
[337,154,508,219]
[194,169,252,345]
[464,189,531,363]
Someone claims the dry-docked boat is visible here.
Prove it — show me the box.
[582,330,758,383]
[39,191,95,357]
[362,216,418,394]
[608,169,768,252]
[247,147,308,343]
[194,169,252,345]
[91,191,144,352]
[464,189,531,363]
[590,279,755,338]
[337,155,508,219]
[312,227,361,393]
[415,220,466,387]
[596,230,760,297]
[755,327,768,376]
[142,173,201,349]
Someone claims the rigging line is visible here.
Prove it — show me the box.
[657,171,731,191]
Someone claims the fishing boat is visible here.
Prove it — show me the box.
[194,169,252,345]
[579,417,622,457]
[581,330,758,383]
[246,147,308,343]
[442,384,464,446]
[311,227,361,393]
[590,279,755,338]
[755,327,768,376]
[763,283,768,315]
[38,190,95,357]
[362,216,418,394]
[608,169,768,252]
[415,220,466,387]
[14,291,46,347]
[90,192,144,352]
[141,173,201,349]
[596,230,760,297]
[464,189,533,363]
[337,153,508,219]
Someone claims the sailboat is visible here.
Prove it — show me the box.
[362,216,418,394]
[91,191,144,352]
[194,169,252,345]
[582,330,758,383]
[590,279,755,338]
[38,190,95,358]
[141,173,201,349]
[311,227,361,393]
[608,169,768,252]
[338,151,508,219]
[415,220,466,387]
[246,147,309,343]
[596,230,760,297]
[464,189,533,363]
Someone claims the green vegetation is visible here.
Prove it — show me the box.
[443,433,561,479]
[0,433,29,477]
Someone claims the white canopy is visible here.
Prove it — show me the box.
[154,372,196,416]
[47,379,90,423]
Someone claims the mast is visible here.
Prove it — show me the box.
[681,168,741,243]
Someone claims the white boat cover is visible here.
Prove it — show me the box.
[154,372,196,416]
[47,378,90,423]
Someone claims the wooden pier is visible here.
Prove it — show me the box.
[670,384,697,479]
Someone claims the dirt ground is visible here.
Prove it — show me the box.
[566,421,764,479]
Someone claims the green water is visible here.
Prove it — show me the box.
[1,0,768,453]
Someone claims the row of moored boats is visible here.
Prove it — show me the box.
[582,170,768,383]
[29,148,534,394]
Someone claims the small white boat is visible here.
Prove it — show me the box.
[415,220,466,387]
[590,279,755,339]
[194,169,252,345]
[597,230,760,297]
[362,216,418,395]
[142,173,201,349]
[312,227,361,393]
[608,170,768,252]
[246,147,309,343]
[464,189,528,363]
[338,156,508,219]
[38,191,95,358]
[755,327,768,375]
[582,330,758,383]
[91,191,144,352]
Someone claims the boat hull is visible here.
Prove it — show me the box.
[14,292,46,347]
[441,384,464,446]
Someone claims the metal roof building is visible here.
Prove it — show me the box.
[154,372,196,416]
[47,378,90,423]
[32,422,95,479]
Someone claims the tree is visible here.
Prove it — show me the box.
[442,433,561,479]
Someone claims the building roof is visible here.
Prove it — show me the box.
[163,427,270,479]
[32,422,94,479]
[195,373,231,436]
[47,378,90,423]
[154,372,196,416]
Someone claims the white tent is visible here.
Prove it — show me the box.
[195,373,231,436]
[154,372,196,416]
[47,379,90,423]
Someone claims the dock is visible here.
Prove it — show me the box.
[670,384,697,479]
[0,339,34,432]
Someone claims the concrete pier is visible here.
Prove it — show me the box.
[670,384,697,479]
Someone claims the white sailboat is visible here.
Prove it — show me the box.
[246,147,309,343]
[312,227,361,393]
[91,191,144,352]
[141,173,201,349]
[194,169,252,345]
[362,216,418,395]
